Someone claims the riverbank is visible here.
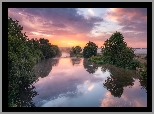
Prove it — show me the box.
[134,54,147,64]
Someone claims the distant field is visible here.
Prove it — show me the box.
[97,48,147,54]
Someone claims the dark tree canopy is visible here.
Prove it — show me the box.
[83,41,98,58]
[8,17,40,107]
[8,17,61,107]
[101,31,139,69]
[70,46,82,57]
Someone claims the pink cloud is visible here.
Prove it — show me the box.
[8,8,147,48]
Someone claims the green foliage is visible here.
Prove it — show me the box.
[102,31,135,66]
[90,31,139,70]
[139,77,147,92]
[83,41,98,58]
[75,46,82,54]
[70,46,82,57]
[140,70,147,78]
[88,55,111,65]
[52,45,62,57]
[8,17,40,106]
[139,62,147,79]
[70,47,76,57]
[38,38,62,59]
[8,18,27,41]
[125,60,140,70]
[8,17,62,107]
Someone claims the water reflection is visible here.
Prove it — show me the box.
[139,78,147,92]
[15,85,38,107]
[51,58,59,66]
[34,58,59,78]
[31,58,147,107]
[32,58,108,107]
[102,64,140,98]
[71,58,81,66]
[101,80,147,107]
[83,58,98,74]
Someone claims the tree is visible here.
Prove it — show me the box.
[70,47,76,57]
[101,31,138,69]
[8,17,62,107]
[70,46,82,57]
[52,45,62,57]
[38,38,62,59]
[39,38,49,44]
[83,41,98,58]
[8,17,40,106]
[75,46,82,54]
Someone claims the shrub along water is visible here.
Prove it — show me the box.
[70,46,82,57]
[83,41,98,58]
[89,31,140,70]
[8,17,61,107]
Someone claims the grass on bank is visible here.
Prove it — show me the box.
[88,53,147,78]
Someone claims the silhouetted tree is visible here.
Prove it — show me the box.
[70,46,82,57]
[101,31,139,69]
[83,41,98,58]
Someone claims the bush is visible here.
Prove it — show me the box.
[70,46,82,57]
[8,17,62,106]
[83,41,98,58]
[101,31,137,69]
[8,17,40,106]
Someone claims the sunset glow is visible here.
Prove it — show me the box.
[8,8,147,48]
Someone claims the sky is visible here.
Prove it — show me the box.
[8,8,147,48]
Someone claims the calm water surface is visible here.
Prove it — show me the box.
[31,52,147,107]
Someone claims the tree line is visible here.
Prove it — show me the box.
[70,31,147,78]
[8,17,61,106]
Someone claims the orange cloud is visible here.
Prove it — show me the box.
[8,8,147,48]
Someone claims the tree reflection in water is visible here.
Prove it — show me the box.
[52,58,59,66]
[139,78,147,93]
[83,58,98,74]
[71,58,81,66]
[102,64,140,98]
[15,85,38,107]
[12,58,60,107]
[33,58,59,78]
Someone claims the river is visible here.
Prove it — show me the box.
[29,52,147,107]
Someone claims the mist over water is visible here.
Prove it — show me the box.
[30,51,147,107]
